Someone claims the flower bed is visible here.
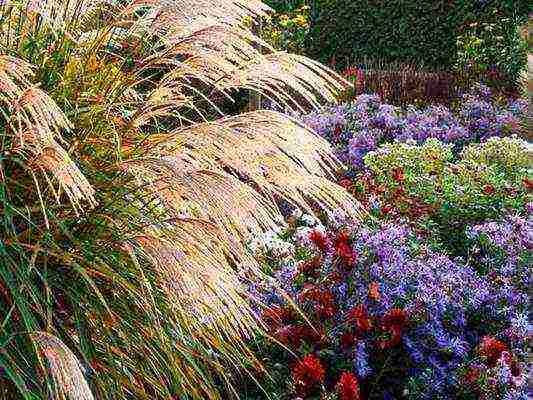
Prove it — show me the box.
[238,85,531,399]
[299,84,527,170]
[242,209,530,399]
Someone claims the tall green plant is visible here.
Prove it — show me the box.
[0,1,359,398]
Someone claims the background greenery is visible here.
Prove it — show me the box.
[267,0,532,90]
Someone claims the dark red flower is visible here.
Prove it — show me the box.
[339,178,352,189]
[463,366,480,385]
[309,229,328,252]
[523,177,533,191]
[478,336,508,367]
[273,324,293,345]
[328,270,344,284]
[393,186,405,198]
[314,290,336,320]
[483,184,495,195]
[262,305,295,328]
[334,125,343,136]
[379,308,407,349]
[334,232,355,266]
[299,283,319,302]
[336,371,361,400]
[392,167,405,182]
[298,256,322,279]
[382,308,407,330]
[277,325,321,348]
[292,354,325,394]
[348,304,373,333]
[340,331,356,349]
[509,359,521,377]
[298,325,323,346]
[501,351,521,377]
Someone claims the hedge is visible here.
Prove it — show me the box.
[304,0,532,71]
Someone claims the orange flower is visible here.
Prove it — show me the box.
[368,282,380,301]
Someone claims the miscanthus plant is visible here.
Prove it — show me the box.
[0,1,360,398]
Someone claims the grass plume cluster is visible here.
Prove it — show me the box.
[0,0,358,398]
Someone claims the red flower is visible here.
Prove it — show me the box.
[348,304,373,333]
[277,325,322,348]
[381,205,392,215]
[298,256,322,279]
[393,186,405,198]
[339,178,352,189]
[314,290,336,320]
[523,177,533,191]
[334,231,355,266]
[463,366,480,385]
[336,241,355,266]
[309,229,328,252]
[382,308,407,330]
[340,331,356,349]
[483,184,495,195]
[392,167,405,182]
[273,324,293,345]
[334,125,343,136]
[478,336,508,367]
[380,308,407,349]
[299,283,319,302]
[328,270,344,284]
[336,371,361,400]
[292,355,325,394]
[262,305,295,328]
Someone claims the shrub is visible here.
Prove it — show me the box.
[306,0,530,87]
[0,0,355,397]
[306,0,459,70]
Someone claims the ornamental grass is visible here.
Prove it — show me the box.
[0,1,360,398]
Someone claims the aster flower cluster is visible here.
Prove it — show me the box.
[298,84,526,171]
[243,212,530,399]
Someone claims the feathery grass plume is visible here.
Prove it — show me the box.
[0,0,360,398]
[31,332,95,400]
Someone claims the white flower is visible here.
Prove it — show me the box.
[301,213,319,227]
[291,208,303,219]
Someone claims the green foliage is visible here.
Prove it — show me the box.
[0,1,350,398]
[455,6,529,90]
[306,0,459,69]
[306,0,531,78]
[259,3,311,54]
[363,137,532,252]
